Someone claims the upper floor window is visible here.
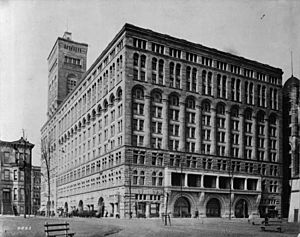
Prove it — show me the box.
[202,70,213,96]
[201,57,212,67]
[186,52,197,63]
[133,38,147,49]
[151,43,164,54]
[169,48,181,59]
[216,61,227,71]
[186,97,195,110]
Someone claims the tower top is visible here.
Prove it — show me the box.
[63,32,72,40]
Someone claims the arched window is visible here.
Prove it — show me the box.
[152,91,162,103]
[175,64,181,88]
[269,114,277,125]
[133,170,138,185]
[152,172,156,186]
[67,74,77,94]
[139,171,145,185]
[231,106,239,118]
[169,94,179,106]
[117,88,122,100]
[202,101,211,112]
[152,57,157,70]
[169,62,175,87]
[244,109,252,120]
[133,53,139,67]
[186,66,191,91]
[192,68,197,92]
[158,59,164,84]
[257,111,265,123]
[141,55,146,68]
[186,97,195,109]
[158,172,163,186]
[103,100,108,110]
[216,103,225,115]
[133,88,144,100]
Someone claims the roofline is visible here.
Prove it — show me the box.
[42,24,128,130]
[47,37,89,61]
[0,139,35,148]
[42,22,284,130]
[124,23,283,74]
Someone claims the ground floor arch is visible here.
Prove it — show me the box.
[97,197,105,217]
[173,196,191,217]
[206,198,221,217]
[235,199,249,218]
[78,200,83,214]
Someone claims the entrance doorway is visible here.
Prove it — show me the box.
[136,202,146,218]
[294,209,299,222]
[174,197,191,217]
[206,198,221,217]
[235,199,248,218]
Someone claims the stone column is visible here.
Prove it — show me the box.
[225,109,231,156]
[162,97,169,150]
[144,95,151,148]
[264,118,269,161]
[239,113,245,159]
[184,173,188,187]
[244,178,248,190]
[216,176,220,189]
[179,100,186,151]
[146,202,150,218]
[252,115,257,160]
[210,107,217,155]
[195,100,202,153]
[201,175,204,188]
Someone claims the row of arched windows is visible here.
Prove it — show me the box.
[131,53,279,109]
[131,86,279,161]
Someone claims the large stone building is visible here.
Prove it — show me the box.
[41,24,283,218]
[0,137,35,215]
[282,76,300,222]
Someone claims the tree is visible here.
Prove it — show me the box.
[41,140,51,217]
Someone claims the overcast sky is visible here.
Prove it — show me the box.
[0,0,299,166]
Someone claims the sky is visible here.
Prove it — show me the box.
[0,0,299,166]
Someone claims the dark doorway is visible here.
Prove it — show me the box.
[174,197,191,217]
[235,199,248,218]
[294,209,299,222]
[206,198,221,217]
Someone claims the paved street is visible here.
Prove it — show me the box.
[0,216,299,237]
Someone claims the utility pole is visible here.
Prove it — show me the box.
[128,154,132,219]
[228,157,233,220]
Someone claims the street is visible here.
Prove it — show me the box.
[0,216,299,237]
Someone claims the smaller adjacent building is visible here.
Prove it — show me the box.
[0,137,37,215]
[282,76,300,222]
[31,166,41,215]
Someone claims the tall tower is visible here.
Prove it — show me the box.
[47,32,88,118]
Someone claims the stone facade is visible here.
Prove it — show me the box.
[282,76,300,222]
[0,137,34,215]
[41,23,283,219]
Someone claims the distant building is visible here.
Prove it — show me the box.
[282,76,300,222]
[41,23,283,218]
[0,137,34,215]
[31,166,41,215]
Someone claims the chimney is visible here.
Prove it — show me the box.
[63,32,72,40]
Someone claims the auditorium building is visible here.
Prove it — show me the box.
[41,23,283,218]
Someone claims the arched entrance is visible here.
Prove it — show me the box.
[206,198,221,217]
[78,200,83,214]
[97,197,105,217]
[235,199,248,218]
[173,196,191,217]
